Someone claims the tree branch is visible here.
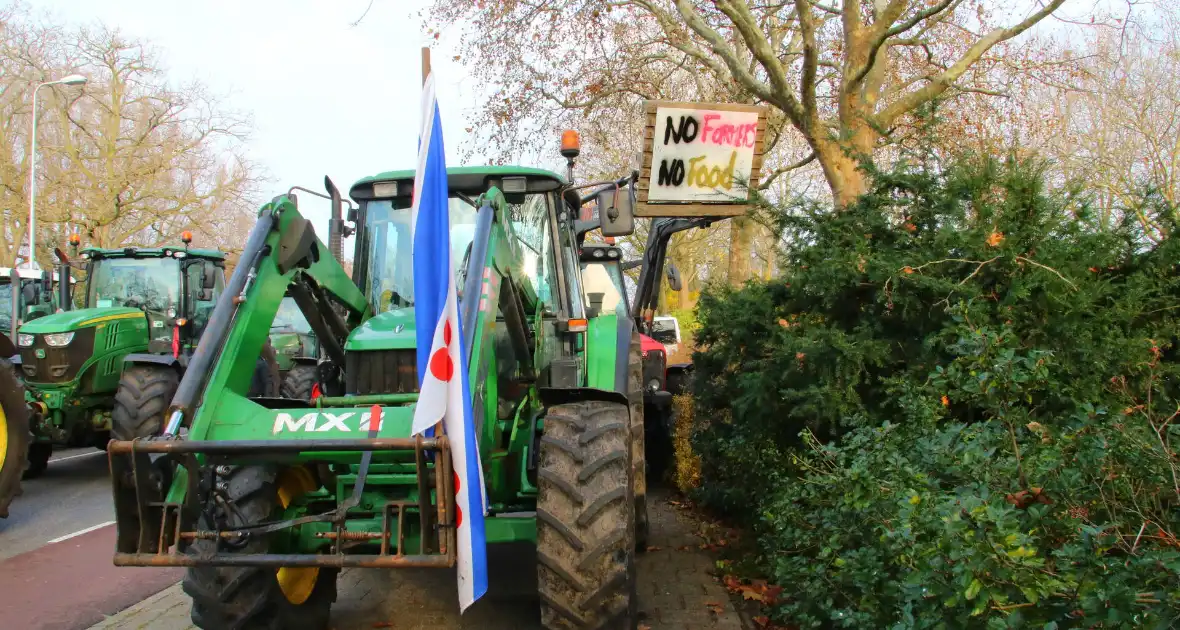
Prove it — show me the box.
[758,151,818,189]
[874,0,1066,127]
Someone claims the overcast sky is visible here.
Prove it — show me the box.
[26,0,492,251]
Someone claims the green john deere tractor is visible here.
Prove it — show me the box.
[107,154,648,628]
[271,294,321,400]
[15,240,229,477]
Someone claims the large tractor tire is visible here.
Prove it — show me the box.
[183,465,337,630]
[0,358,30,518]
[112,366,179,441]
[111,365,179,552]
[537,400,637,630]
[280,363,318,401]
[626,332,649,551]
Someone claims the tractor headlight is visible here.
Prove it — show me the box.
[17,333,34,347]
[43,332,74,347]
[647,378,661,392]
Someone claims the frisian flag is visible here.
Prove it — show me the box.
[408,71,488,611]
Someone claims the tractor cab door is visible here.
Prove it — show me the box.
[183,260,224,341]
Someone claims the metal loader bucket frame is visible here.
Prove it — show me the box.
[108,436,456,569]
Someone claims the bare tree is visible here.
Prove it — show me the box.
[0,9,262,267]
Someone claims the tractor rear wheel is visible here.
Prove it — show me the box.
[537,400,636,630]
[626,332,649,551]
[112,366,179,442]
[280,364,318,401]
[183,465,336,630]
[0,358,30,518]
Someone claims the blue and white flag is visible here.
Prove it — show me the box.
[409,72,488,612]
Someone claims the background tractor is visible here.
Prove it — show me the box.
[1,265,74,359]
[15,238,229,477]
[270,294,321,399]
[107,143,649,629]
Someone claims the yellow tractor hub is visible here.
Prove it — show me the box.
[275,466,318,605]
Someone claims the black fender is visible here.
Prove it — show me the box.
[122,353,188,372]
[538,386,630,409]
[290,356,318,366]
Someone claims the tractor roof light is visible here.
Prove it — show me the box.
[181,230,193,245]
[560,130,581,158]
[67,233,81,246]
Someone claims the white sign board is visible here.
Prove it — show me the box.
[647,106,761,203]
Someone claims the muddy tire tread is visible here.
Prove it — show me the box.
[537,401,636,630]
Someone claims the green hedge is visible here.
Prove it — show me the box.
[690,157,1180,627]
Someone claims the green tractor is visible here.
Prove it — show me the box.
[107,154,649,628]
[15,239,229,477]
[271,294,321,400]
[1,264,74,358]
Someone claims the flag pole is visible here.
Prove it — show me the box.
[419,44,450,552]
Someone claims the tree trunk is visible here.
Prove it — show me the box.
[816,140,871,208]
[727,217,753,285]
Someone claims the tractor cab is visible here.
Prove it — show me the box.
[76,245,225,352]
[14,240,226,475]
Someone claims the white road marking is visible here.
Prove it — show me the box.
[49,450,103,463]
[47,520,115,544]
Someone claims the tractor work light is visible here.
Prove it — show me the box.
[43,332,74,347]
[560,129,581,158]
[502,176,527,193]
[592,249,605,258]
[17,333,34,347]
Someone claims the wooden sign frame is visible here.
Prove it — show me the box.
[636,100,769,217]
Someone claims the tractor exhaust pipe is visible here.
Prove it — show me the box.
[325,176,344,264]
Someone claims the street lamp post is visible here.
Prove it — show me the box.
[27,73,87,270]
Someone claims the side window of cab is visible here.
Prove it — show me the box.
[508,193,558,313]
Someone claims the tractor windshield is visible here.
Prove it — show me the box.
[272,296,312,333]
[362,196,479,314]
[0,281,11,332]
[87,257,180,312]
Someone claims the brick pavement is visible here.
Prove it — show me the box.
[88,488,744,630]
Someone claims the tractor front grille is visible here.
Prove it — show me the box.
[19,328,97,384]
[345,349,418,395]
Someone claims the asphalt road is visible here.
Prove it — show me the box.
[1,447,113,561]
[0,446,182,630]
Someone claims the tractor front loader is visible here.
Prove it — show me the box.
[107,150,647,629]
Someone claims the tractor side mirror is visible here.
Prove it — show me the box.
[666,263,683,292]
[596,184,635,238]
[40,271,51,294]
[201,265,216,290]
[21,283,37,306]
